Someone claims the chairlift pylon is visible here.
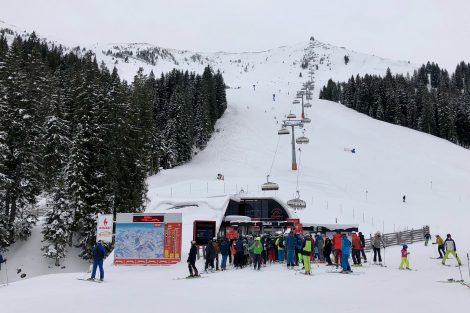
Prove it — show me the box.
[261,175,279,191]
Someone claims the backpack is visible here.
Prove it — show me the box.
[278,238,285,248]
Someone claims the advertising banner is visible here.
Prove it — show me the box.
[96,214,113,243]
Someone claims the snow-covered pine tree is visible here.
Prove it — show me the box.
[42,171,73,266]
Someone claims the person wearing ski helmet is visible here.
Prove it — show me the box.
[285,231,296,269]
[220,238,230,271]
[275,234,285,263]
[302,234,313,275]
[315,233,324,262]
[188,240,199,277]
[399,244,411,270]
[89,240,106,281]
[332,231,343,267]
[248,237,263,271]
[442,234,462,266]
[235,236,245,268]
[341,233,352,273]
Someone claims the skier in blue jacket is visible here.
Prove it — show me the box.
[285,232,296,269]
[341,234,352,273]
[89,241,106,281]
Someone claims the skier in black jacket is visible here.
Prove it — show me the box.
[358,232,368,263]
[323,237,333,265]
[187,240,199,277]
[204,239,215,272]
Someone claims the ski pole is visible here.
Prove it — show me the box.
[458,262,464,282]
[467,253,469,279]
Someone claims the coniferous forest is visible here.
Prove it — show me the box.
[319,63,470,148]
[0,33,227,262]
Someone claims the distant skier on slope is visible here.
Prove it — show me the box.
[188,240,199,277]
[403,195,406,203]
[89,240,106,281]
[442,234,462,266]
[273,93,276,101]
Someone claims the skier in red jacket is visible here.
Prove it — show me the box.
[332,231,342,267]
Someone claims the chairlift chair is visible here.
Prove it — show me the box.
[287,113,296,119]
[278,126,290,135]
[296,136,309,144]
[304,102,312,108]
[287,191,307,209]
[261,175,279,191]
[301,117,311,124]
[292,99,300,104]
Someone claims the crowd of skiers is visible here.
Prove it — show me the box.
[187,229,465,277]
[188,230,376,276]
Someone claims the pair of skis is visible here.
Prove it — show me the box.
[437,278,470,289]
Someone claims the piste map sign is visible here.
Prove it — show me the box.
[114,213,182,265]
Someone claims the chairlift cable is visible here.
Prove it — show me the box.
[268,134,281,176]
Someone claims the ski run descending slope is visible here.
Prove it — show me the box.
[1,24,470,313]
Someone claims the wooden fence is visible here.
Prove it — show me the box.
[364,227,427,250]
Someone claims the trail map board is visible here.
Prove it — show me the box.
[114,213,182,265]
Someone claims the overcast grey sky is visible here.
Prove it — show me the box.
[1,0,469,70]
